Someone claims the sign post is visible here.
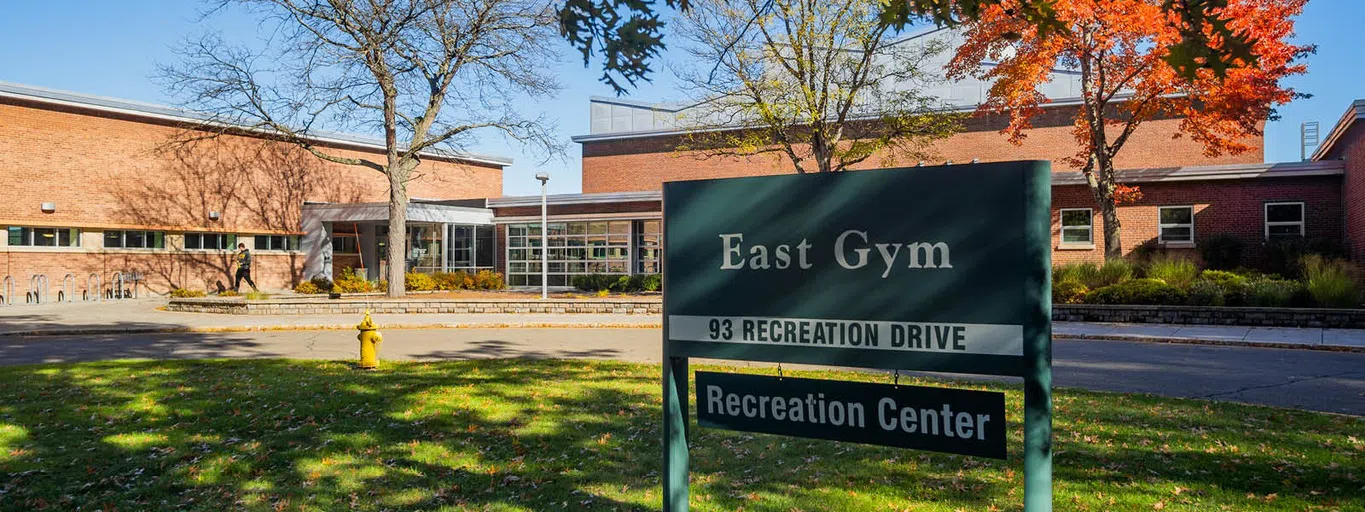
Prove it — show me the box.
[661,161,1053,511]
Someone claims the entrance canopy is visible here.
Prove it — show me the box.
[301,201,496,281]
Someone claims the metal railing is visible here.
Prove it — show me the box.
[1,276,12,306]
[27,274,48,304]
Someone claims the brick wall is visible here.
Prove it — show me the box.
[0,97,504,293]
[1329,124,1365,259]
[1049,176,1343,264]
[581,103,1263,193]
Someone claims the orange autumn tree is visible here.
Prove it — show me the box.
[947,0,1311,259]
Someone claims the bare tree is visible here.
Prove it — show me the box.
[672,0,961,173]
[160,0,562,296]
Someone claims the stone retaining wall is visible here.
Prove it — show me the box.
[1053,304,1365,328]
[167,297,661,315]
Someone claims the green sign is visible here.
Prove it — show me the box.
[661,161,1054,511]
[697,372,1007,459]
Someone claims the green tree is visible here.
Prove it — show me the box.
[560,0,1263,94]
[673,0,960,173]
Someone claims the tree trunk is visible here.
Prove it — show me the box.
[386,168,409,298]
[1087,161,1123,260]
[1099,199,1122,260]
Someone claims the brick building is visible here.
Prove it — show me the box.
[3,76,1364,298]
[0,82,507,298]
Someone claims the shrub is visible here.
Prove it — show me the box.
[1094,259,1134,288]
[1053,262,1096,286]
[1247,279,1307,307]
[1128,239,1162,264]
[1055,260,1132,289]
[573,274,616,292]
[405,272,438,292]
[1199,270,1248,288]
[433,271,473,291]
[170,288,205,298]
[293,281,321,294]
[333,267,374,294]
[1198,233,1245,270]
[1052,281,1089,304]
[473,270,506,290]
[244,291,270,301]
[1145,256,1199,289]
[218,290,240,297]
[1301,255,1361,308]
[642,273,662,292]
[1087,278,1187,305]
[308,276,334,293]
[1186,280,1226,306]
[1266,238,1346,278]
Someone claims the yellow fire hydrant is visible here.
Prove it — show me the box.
[357,311,383,369]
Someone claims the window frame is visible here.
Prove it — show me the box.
[6,226,81,248]
[331,233,359,254]
[1058,208,1094,246]
[103,230,166,250]
[183,232,235,251]
[1264,202,1305,240]
[253,234,301,252]
[1157,205,1195,245]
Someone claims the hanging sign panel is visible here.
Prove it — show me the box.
[696,371,1007,459]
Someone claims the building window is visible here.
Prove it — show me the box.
[331,234,359,254]
[184,232,235,250]
[1158,206,1194,244]
[1059,209,1092,245]
[506,220,631,287]
[7,226,80,247]
[254,235,300,251]
[1265,202,1305,240]
[104,230,165,249]
[635,220,661,274]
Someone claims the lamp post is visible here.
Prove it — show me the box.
[535,172,550,299]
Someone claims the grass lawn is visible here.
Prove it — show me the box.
[0,359,1360,511]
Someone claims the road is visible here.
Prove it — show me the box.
[1,328,1362,415]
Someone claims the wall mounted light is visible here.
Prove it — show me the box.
[40,202,56,213]
[209,211,222,221]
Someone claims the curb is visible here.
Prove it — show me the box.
[5,324,1360,353]
[1057,333,1365,353]
[0,322,664,338]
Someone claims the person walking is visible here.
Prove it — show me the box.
[234,242,258,292]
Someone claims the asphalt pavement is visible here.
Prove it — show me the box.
[1,328,1361,415]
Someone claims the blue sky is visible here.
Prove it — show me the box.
[1,0,1360,196]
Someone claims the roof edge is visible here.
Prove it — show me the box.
[1311,99,1365,161]
[0,81,515,167]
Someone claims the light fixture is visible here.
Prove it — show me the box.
[40,202,55,213]
[209,211,221,221]
[535,172,550,184]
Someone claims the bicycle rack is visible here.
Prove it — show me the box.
[1,275,12,306]
[109,272,125,299]
[85,273,101,302]
[27,274,48,304]
[60,273,76,303]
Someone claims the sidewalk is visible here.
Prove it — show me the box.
[1054,322,1365,351]
[0,299,657,336]
[2,299,1363,352]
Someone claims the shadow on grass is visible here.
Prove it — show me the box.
[411,338,629,361]
[0,359,1358,511]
